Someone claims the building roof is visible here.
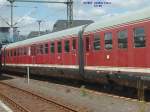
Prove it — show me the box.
[53,20,93,32]
[27,31,50,39]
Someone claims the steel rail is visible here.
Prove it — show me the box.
[0,82,84,112]
[0,92,30,112]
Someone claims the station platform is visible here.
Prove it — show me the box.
[0,101,12,112]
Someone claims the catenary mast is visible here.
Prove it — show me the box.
[7,0,73,41]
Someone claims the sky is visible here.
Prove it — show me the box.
[0,0,150,35]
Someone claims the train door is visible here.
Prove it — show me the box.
[63,39,71,65]
[103,32,114,66]
[117,29,128,67]
[84,35,93,66]
[43,43,49,64]
[50,42,55,64]
[16,48,19,64]
[56,40,63,64]
[71,38,78,65]
[132,26,147,67]
[31,45,36,64]
[92,33,102,66]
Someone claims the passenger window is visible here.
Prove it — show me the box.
[11,50,13,56]
[15,50,17,56]
[37,45,40,54]
[19,48,21,56]
[21,48,23,55]
[14,50,16,56]
[31,46,36,56]
[134,27,146,48]
[17,48,19,56]
[65,40,70,52]
[93,34,100,50]
[118,30,128,48]
[6,50,9,57]
[9,50,11,57]
[21,48,24,55]
[7,51,9,57]
[24,48,27,55]
[44,44,48,54]
[31,47,33,56]
[40,45,43,54]
[9,51,10,57]
[50,42,55,53]
[72,39,76,50]
[19,48,22,56]
[7,51,8,57]
[86,36,90,52]
[57,41,62,53]
[105,32,112,50]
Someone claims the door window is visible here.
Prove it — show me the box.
[118,30,128,48]
[134,27,146,48]
[105,32,112,50]
[86,36,90,52]
[93,34,100,50]
[65,40,70,52]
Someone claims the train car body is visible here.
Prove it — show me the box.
[2,8,150,89]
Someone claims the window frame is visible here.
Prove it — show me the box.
[14,49,16,56]
[10,49,13,57]
[19,48,22,56]
[65,40,70,53]
[57,41,62,53]
[7,50,9,57]
[44,43,49,54]
[50,42,55,54]
[72,38,76,50]
[39,44,43,54]
[104,32,113,50]
[93,33,100,51]
[85,35,90,52]
[133,27,146,48]
[117,29,128,49]
[24,47,27,56]
[17,48,19,56]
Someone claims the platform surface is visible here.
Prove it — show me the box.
[1,74,150,112]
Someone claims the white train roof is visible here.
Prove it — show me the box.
[4,25,84,49]
[85,7,150,33]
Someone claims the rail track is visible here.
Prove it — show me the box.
[0,92,30,112]
[0,81,85,112]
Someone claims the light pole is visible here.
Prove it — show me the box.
[37,20,42,36]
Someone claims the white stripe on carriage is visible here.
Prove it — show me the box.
[3,64,150,74]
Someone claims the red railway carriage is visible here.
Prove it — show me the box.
[2,8,150,89]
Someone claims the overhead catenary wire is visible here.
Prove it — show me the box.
[13,7,38,26]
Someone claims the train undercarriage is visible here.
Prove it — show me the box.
[2,64,149,101]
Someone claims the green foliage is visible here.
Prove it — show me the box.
[80,85,87,97]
